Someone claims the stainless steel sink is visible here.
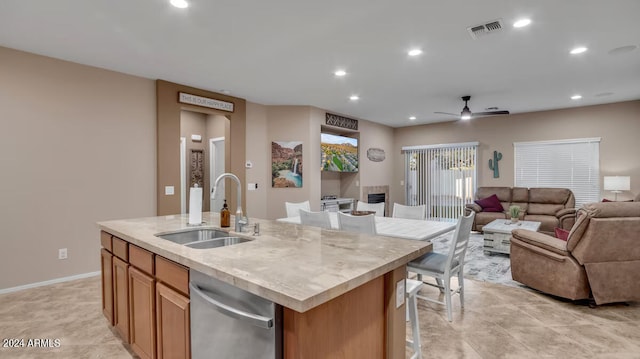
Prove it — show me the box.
[184,237,252,249]
[155,228,252,249]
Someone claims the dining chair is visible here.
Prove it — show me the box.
[392,203,426,220]
[406,211,475,321]
[356,200,385,217]
[337,212,377,235]
[299,209,332,229]
[285,200,311,218]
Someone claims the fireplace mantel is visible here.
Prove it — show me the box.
[361,185,390,217]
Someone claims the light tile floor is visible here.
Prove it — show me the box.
[1,276,638,358]
[408,277,640,359]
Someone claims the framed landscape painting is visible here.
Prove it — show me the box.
[272,141,303,188]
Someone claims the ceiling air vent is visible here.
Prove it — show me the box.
[467,19,504,40]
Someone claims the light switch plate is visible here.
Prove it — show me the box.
[396,279,405,308]
[248,183,257,191]
[165,186,174,195]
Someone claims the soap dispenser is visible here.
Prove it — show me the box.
[220,199,230,228]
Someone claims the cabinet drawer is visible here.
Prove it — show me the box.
[112,237,129,261]
[129,245,154,275]
[100,231,113,252]
[156,256,189,296]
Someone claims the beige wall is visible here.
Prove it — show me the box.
[357,119,396,204]
[0,47,156,290]
[245,102,269,219]
[392,100,640,203]
[264,106,314,218]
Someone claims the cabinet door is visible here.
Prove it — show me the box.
[101,249,114,325]
[156,282,190,359]
[113,256,130,342]
[129,266,156,359]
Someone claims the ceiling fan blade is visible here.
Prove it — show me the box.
[472,110,510,116]
[434,111,460,117]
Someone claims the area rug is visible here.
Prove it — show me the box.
[430,232,525,288]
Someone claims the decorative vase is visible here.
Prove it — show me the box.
[511,217,519,224]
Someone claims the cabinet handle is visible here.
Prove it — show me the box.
[189,282,273,329]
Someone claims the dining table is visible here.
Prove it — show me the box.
[276,212,456,241]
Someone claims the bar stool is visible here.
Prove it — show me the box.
[406,278,423,359]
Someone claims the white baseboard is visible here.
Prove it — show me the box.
[0,271,101,295]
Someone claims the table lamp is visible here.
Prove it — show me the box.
[603,176,630,201]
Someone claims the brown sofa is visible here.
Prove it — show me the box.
[510,202,640,304]
[465,187,576,235]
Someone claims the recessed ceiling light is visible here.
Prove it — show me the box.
[334,70,347,77]
[170,0,189,8]
[513,18,531,28]
[409,116,417,120]
[570,46,588,55]
[349,95,359,101]
[571,95,582,100]
[408,49,423,57]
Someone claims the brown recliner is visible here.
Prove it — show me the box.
[510,202,640,304]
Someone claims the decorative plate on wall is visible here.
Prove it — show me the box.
[366,148,385,162]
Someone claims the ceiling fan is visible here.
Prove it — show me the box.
[435,95,510,120]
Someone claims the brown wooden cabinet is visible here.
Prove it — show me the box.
[100,248,114,325]
[156,282,190,359]
[129,266,156,359]
[100,231,190,358]
[113,256,130,342]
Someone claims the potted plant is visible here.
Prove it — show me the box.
[509,205,520,223]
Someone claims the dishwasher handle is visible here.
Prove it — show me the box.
[189,282,274,329]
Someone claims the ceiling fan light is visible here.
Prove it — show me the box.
[460,105,472,120]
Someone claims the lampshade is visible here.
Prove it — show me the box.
[603,176,630,191]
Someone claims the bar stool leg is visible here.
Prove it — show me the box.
[406,279,423,359]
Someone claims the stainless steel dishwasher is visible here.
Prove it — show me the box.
[189,269,283,359]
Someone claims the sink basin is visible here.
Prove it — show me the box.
[155,228,252,249]
[184,237,252,249]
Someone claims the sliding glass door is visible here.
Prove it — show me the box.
[404,142,478,220]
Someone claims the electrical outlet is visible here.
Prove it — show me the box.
[58,248,68,260]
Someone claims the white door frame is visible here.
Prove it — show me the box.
[180,137,186,214]
[209,137,225,211]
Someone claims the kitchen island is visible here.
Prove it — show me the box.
[98,212,433,359]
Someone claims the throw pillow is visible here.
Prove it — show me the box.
[474,194,504,212]
[555,227,570,241]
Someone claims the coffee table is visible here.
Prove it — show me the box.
[483,219,541,255]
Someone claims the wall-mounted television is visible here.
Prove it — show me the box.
[321,133,359,172]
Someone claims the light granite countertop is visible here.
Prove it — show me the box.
[97,212,432,313]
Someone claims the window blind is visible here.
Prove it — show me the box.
[403,142,478,220]
[514,138,600,207]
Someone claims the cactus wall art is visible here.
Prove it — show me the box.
[489,150,502,178]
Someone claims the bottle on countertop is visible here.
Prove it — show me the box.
[220,199,230,228]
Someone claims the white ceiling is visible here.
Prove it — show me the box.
[1,0,639,127]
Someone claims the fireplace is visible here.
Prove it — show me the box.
[368,193,386,204]
[361,185,389,217]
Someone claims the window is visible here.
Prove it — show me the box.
[514,138,600,207]
[403,142,478,220]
